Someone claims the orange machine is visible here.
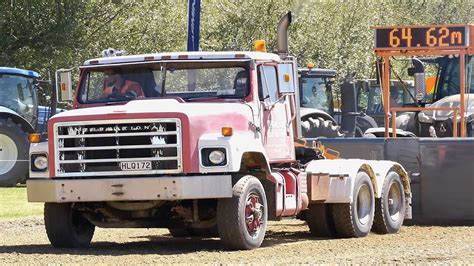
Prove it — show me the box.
[373,24,474,137]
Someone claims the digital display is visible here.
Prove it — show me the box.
[375,26,469,49]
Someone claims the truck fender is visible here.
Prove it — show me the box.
[198,132,270,174]
[0,107,34,133]
[303,159,410,203]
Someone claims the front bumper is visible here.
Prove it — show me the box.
[27,175,232,203]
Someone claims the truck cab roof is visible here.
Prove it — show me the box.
[83,51,282,66]
[0,67,40,78]
[299,68,336,77]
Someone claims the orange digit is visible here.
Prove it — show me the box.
[438,27,449,46]
[450,31,462,45]
[426,27,437,46]
[401,28,412,47]
[389,28,400,47]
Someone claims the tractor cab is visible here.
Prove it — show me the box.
[0,67,40,130]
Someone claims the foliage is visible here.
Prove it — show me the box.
[0,0,472,105]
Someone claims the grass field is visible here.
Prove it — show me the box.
[0,186,43,220]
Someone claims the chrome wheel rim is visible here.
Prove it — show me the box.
[388,181,402,221]
[245,192,264,237]
[356,183,372,225]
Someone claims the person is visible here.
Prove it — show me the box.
[103,69,144,99]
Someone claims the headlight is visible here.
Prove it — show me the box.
[31,154,48,171]
[209,150,225,165]
[201,148,227,167]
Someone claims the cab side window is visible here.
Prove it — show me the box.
[257,65,278,102]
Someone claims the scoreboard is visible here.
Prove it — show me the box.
[375,25,470,49]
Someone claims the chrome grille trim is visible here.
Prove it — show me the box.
[54,118,182,177]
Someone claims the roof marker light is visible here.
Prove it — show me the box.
[254,40,267,52]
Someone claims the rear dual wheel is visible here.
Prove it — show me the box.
[328,172,375,238]
[372,172,406,234]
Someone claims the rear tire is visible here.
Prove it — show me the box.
[355,115,378,137]
[0,118,29,187]
[372,172,406,234]
[332,172,374,237]
[301,117,344,138]
[44,203,95,248]
[307,203,337,237]
[217,175,267,250]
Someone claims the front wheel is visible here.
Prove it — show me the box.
[44,203,95,248]
[217,175,267,250]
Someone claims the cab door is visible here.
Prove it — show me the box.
[258,64,295,162]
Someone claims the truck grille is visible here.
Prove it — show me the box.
[54,119,182,177]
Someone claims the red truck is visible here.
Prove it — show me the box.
[27,13,411,250]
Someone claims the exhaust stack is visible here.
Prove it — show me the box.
[277,12,292,59]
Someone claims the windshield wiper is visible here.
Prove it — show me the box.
[185,95,242,102]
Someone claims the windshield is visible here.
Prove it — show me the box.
[299,75,333,114]
[436,56,474,100]
[363,81,415,115]
[78,61,249,104]
[0,74,38,125]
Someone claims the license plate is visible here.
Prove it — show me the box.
[119,161,152,171]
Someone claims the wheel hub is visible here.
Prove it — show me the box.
[356,184,372,225]
[0,134,18,175]
[388,181,402,221]
[245,193,264,236]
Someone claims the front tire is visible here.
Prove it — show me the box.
[0,118,29,187]
[372,172,406,234]
[332,172,375,237]
[44,203,95,248]
[217,175,267,250]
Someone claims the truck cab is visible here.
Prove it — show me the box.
[27,13,411,250]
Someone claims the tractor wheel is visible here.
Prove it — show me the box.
[301,117,344,138]
[355,115,378,137]
[0,118,29,187]
[44,203,95,248]
[306,203,337,237]
[217,175,267,250]
[332,172,375,238]
[372,172,406,234]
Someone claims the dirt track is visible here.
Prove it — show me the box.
[0,217,473,264]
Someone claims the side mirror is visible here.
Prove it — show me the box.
[56,69,73,102]
[277,63,295,94]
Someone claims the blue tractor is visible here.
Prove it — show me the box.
[0,67,42,186]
